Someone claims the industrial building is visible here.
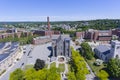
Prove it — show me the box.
[32,17,60,37]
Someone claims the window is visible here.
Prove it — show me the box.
[105,57,107,61]
[112,45,114,48]
[116,46,120,49]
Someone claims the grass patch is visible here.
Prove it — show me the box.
[50,62,56,68]
[58,64,65,72]
[68,63,71,72]
[45,64,48,68]
[24,64,34,70]
[86,58,105,74]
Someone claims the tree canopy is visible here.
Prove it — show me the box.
[97,70,109,80]
[107,58,120,78]
[10,68,24,80]
[69,48,89,80]
[34,59,45,71]
[81,42,94,60]
[9,67,60,80]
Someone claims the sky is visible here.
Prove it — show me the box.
[0,0,120,21]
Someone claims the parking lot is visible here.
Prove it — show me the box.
[0,42,52,80]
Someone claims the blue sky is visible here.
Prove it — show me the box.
[0,0,120,21]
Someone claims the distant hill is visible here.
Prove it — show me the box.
[0,19,120,30]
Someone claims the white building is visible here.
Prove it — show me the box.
[94,40,120,62]
[110,40,120,58]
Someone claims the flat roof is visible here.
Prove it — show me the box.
[0,53,9,62]
[95,45,110,53]
[99,30,110,32]
[0,43,5,49]
[0,42,19,62]
[52,34,70,40]
[33,36,50,40]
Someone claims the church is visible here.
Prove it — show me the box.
[52,35,71,58]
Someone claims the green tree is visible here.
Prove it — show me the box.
[47,67,61,80]
[36,69,47,80]
[24,68,36,80]
[34,59,45,71]
[20,32,25,37]
[97,70,109,80]
[81,42,94,60]
[67,72,76,80]
[69,48,89,80]
[107,58,120,78]
[76,71,86,80]
[9,68,24,80]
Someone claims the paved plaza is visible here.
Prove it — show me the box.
[0,42,52,80]
[27,42,52,64]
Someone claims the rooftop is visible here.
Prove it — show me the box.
[52,34,70,40]
[111,40,120,44]
[0,42,19,62]
[0,43,5,50]
[95,45,110,53]
[33,36,50,40]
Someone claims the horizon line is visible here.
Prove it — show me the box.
[0,18,120,22]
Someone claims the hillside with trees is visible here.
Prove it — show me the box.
[0,19,120,30]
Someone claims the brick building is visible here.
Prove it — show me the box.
[112,28,120,37]
[76,32,84,38]
[32,36,51,45]
[32,30,60,36]
[76,29,112,41]
[32,17,60,36]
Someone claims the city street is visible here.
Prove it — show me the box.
[0,42,52,80]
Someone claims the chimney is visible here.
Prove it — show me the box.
[47,16,50,30]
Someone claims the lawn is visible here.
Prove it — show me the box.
[86,58,105,74]
[58,63,65,72]
[45,64,48,68]
[68,63,71,72]
[24,64,34,70]
[50,62,56,68]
